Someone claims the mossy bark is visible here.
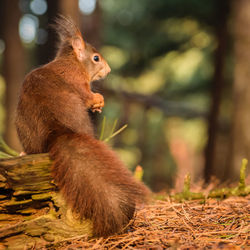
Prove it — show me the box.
[0,154,92,249]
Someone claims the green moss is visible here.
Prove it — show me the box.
[171,174,205,201]
[171,158,250,201]
[208,158,250,199]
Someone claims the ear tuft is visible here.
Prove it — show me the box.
[51,15,86,52]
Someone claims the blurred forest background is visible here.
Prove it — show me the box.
[0,0,249,192]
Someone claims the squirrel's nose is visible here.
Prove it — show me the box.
[106,64,111,74]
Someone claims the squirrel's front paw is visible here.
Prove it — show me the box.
[91,93,104,113]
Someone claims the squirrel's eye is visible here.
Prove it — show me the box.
[93,55,99,62]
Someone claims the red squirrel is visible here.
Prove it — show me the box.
[15,16,149,237]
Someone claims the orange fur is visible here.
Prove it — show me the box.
[15,16,149,236]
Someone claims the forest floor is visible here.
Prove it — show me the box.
[0,151,249,249]
[50,194,249,249]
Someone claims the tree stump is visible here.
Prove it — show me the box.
[0,154,92,249]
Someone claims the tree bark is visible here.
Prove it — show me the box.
[2,0,25,151]
[231,0,250,178]
[0,154,92,248]
[204,0,230,182]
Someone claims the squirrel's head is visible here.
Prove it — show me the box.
[52,15,111,82]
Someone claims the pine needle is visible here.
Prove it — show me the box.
[103,124,128,142]
[99,116,106,141]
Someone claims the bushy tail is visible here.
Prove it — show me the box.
[49,132,149,237]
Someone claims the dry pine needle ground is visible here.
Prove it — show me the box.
[50,195,250,249]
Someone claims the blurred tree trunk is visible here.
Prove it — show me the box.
[37,0,60,65]
[204,0,229,182]
[80,1,102,48]
[59,0,80,26]
[2,0,24,151]
[230,0,250,177]
[37,0,80,65]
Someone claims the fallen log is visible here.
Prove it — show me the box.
[0,154,92,249]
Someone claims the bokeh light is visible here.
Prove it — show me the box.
[79,0,96,15]
[30,0,47,16]
[19,14,39,44]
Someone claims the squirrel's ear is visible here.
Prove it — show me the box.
[72,37,85,61]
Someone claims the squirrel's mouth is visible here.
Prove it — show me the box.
[92,68,111,82]
[91,74,104,82]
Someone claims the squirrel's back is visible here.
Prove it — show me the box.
[16,64,94,153]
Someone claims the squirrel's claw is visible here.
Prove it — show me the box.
[91,94,104,113]
[91,107,102,113]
